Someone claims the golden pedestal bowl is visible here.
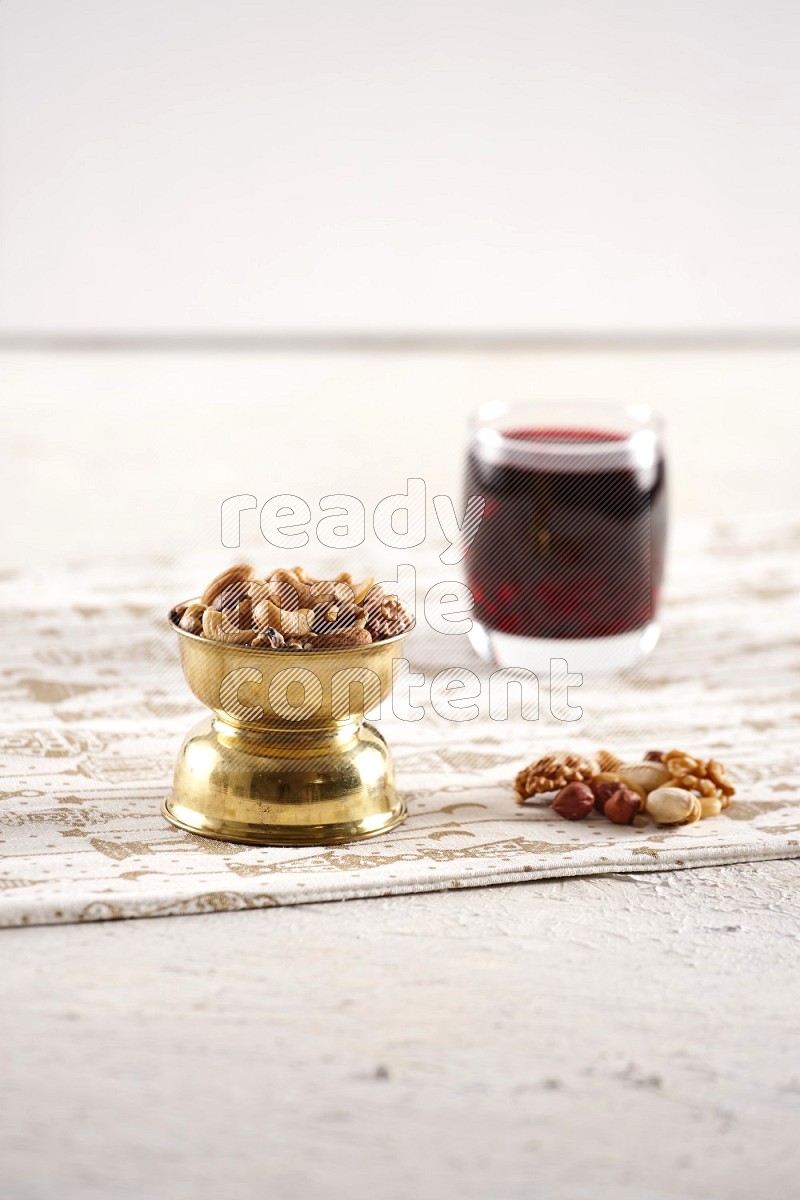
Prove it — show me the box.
[163,606,411,846]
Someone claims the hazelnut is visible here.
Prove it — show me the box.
[592,775,622,813]
[603,786,643,825]
[644,749,665,762]
[552,782,594,821]
[591,772,646,813]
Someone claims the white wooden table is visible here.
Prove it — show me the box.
[2,346,799,1199]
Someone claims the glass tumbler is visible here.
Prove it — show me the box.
[463,401,667,675]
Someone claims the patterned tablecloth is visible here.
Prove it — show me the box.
[1,513,798,927]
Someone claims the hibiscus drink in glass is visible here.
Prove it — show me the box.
[464,402,667,673]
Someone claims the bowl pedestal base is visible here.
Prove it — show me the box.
[163,715,406,847]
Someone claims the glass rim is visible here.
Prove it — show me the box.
[470,399,664,456]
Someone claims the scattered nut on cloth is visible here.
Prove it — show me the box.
[515,748,734,828]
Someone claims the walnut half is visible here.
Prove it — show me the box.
[514,751,600,804]
[663,750,736,808]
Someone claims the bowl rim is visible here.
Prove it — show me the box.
[168,601,414,655]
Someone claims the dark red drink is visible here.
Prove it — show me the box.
[464,425,667,644]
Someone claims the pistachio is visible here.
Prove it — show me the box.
[646,786,702,826]
[618,761,671,794]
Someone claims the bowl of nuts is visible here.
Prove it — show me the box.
[163,564,414,846]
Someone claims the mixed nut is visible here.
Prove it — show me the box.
[515,748,735,827]
[172,563,413,650]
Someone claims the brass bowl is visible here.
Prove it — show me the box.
[162,603,412,846]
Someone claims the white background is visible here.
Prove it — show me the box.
[1,0,799,334]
